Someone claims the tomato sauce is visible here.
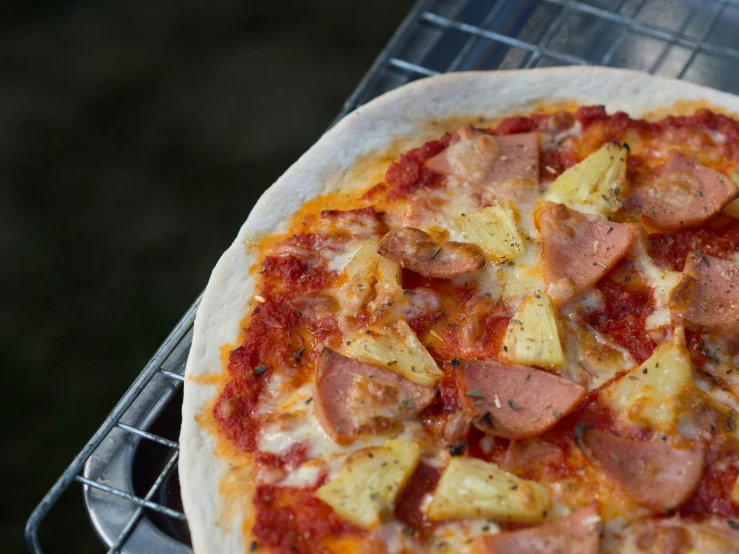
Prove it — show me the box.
[681,438,739,521]
[466,426,508,462]
[212,105,739,543]
[416,369,462,429]
[513,388,617,482]
[384,134,451,199]
[586,258,657,364]
[648,217,739,271]
[214,229,344,463]
[213,296,301,451]
[685,329,713,371]
[550,387,616,443]
[261,251,333,298]
[466,424,573,483]
[252,485,363,554]
[393,463,441,534]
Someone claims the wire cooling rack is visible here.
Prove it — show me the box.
[26,0,739,552]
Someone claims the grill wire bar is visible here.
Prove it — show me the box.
[26,0,739,551]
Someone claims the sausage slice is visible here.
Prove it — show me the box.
[457,359,586,440]
[472,504,601,554]
[313,348,435,444]
[378,227,485,279]
[575,424,704,513]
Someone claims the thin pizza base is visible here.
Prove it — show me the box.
[179,67,739,553]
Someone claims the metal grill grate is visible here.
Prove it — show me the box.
[26,0,739,552]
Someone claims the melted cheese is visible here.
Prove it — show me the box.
[258,378,428,478]
[564,319,634,389]
[327,242,361,273]
[698,331,739,398]
[258,402,343,459]
[454,200,543,305]
[280,460,324,487]
[428,519,502,553]
[631,236,682,330]
[221,112,739,553]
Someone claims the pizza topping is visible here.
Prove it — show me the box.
[624,517,739,554]
[457,359,586,439]
[290,294,338,316]
[267,241,321,264]
[570,319,635,385]
[207,105,739,551]
[274,209,384,260]
[454,202,526,261]
[385,134,452,198]
[647,217,739,272]
[252,485,362,554]
[471,504,601,554]
[501,292,565,370]
[726,168,739,219]
[628,233,682,332]
[312,207,387,237]
[427,456,550,523]
[441,410,472,445]
[377,226,485,279]
[424,126,539,187]
[575,424,704,513]
[545,141,628,216]
[633,524,692,554]
[335,237,402,316]
[535,202,638,305]
[315,439,420,529]
[635,151,739,230]
[669,252,739,328]
[313,348,434,444]
[600,332,694,432]
[393,462,442,532]
[583,257,658,364]
[342,318,442,387]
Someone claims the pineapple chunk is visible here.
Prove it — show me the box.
[315,439,420,529]
[427,456,550,523]
[502,292,565,370]
[600,332,694,431]
[342,318,442,387]
[545,142,628,216]
[724,168,739,219]
[732,475,739,507]
[725,199,739,219]
[368,254,402,311]
[455,202,526,261]
[337,238,402,313]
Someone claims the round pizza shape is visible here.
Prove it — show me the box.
[180,67,739,554]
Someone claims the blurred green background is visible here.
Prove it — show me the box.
[2,1,414,551]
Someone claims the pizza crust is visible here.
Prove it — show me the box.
[180,66,739,553]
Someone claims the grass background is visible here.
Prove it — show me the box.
[2,1,414,551]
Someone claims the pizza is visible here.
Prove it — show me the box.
[179,68,739,554]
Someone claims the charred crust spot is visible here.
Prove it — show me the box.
[449,441,467,457]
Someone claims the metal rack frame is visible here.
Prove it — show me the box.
[26,0,739,552]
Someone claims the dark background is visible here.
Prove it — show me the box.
[2,1,414,552]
